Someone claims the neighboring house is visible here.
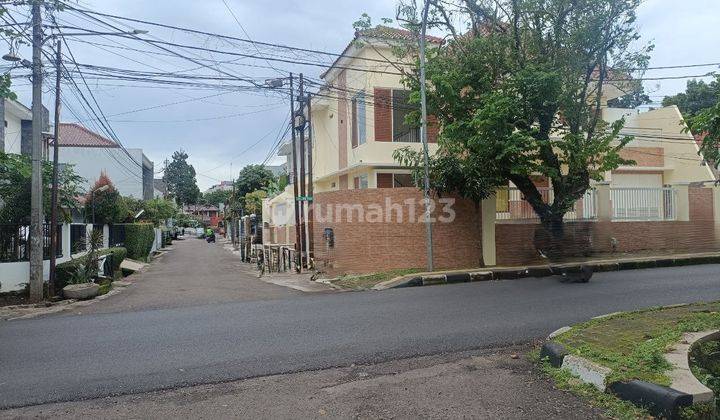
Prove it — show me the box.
[57,123,154,200]
[265,163,287,178]
[261,26,718,275]
[204,181,233,194]
[0,98,50,157]
[183,204,220,226]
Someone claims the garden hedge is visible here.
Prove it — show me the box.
[56,247,127,290]
[125,223,156,262]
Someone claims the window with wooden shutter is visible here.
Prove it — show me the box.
[373,88,392,142]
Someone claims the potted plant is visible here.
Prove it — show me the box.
[62,229,103,300]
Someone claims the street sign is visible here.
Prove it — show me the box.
[296,196,314,202]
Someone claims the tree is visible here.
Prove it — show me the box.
[244,190,267,215]
[163,150,200,205]
[663,79,720,119]
[84,173,128,224]
[235,165,275,197]
[688,76,720,167]
[392,0,650,248]
[0,152,83,225]
[141,198,177,226]
[202,189,231,207]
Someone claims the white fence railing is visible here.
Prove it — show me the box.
[496,186,677,222]
[610,187,676,221]
[496,188,597,221]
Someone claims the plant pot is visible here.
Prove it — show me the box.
[62,283,100,300]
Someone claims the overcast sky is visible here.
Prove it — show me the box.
[9,0,720,190]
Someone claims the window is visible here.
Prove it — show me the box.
[353,174,368,189]
[392,90,420,142]
[393,173,414,187]
[351,91,366,148]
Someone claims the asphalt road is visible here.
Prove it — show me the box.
[2,263,720,409]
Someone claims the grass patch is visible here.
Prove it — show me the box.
[330,268,423,290]
[97,280,112,296]
[533,350,650,419]
[554,302,720,386]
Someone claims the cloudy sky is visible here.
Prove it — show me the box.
[8,0,719,190]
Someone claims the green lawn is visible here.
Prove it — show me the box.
[554,302,720,385]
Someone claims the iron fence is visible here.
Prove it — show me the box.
[611,187,676,221]
[109,224,127,247]
[70,224,87,254]
[0,223,62,262]
[496,187,597,221]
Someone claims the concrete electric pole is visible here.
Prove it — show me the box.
[28,1,44,302]
[419,0,434,272]
[49,39,62,297]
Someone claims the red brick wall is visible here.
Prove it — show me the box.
[497,220,719,266]
[690,187,714,221]
[338,71,348,169]
[374,88,392,142]
[619,147,664,167]
[313,188,483,275]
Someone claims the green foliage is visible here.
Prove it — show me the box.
[56,246,126,290]
[664,78,720,119]
[235,165,275,198]
[687,76,720,167]
[243,190,267,215]
[84,173,128,224]
[124,223,156,262]
[142,198,177,226]
[174,212,195,228]
[607,82,652,109]
[163,149,201,205]
[391,0,649,224]
[0,152,83,225]
[264,175,288,197]
[202,189,231,207]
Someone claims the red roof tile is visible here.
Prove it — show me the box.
[357,25,444,44]
[57,123,118,148]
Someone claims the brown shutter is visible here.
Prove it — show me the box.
[427,115,439,143]
[374,88,392,142]
[377,173,393,188]
[353,176,360,189]
[351,98,358,148]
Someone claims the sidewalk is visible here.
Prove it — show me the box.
[373,250,720,290]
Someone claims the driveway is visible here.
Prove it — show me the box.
[2,263,720,408]
[75,237,303,315]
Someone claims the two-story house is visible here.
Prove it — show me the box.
[263,26,716,274]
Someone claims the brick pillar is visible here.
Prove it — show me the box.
[481,195,496,266]
[596,182,611,221]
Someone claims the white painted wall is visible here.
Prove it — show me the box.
[4,111,23,154]
[0,224,111,292]
[58,146,146,198]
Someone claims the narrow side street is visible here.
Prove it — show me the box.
[71,237,304,316]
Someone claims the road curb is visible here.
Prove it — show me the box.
[541,321,716,418]
[372,252,720,290]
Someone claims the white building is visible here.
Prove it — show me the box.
[0,98,49,157]
[58,123,154,200]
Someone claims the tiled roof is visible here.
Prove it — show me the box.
[58,123,118,148]
[357,25,444,44]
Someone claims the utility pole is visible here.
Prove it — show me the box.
[28,1,44,302]
[419,0,434,272]
[49,39,62,298]
[297,73,307,269]
[289,73,302,273]
[306,93,314,268]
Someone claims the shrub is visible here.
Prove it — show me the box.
[125,223,155,261]
[56,247,127,290]
[105,247,127,273]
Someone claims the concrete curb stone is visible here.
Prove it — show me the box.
[374,252,720,290]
